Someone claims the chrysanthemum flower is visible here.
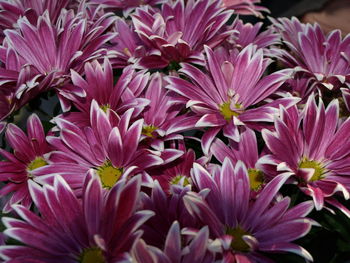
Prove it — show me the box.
[0,114,52,212]
[109,17,145,68]
[271,17,350,96]
[150,146,196,193]
[224,18,280,55]
[185,159,314,262]
[0,173,154,262]
[140,73,198,148]
[211,128,273,192]
[139,180,199,248]
[131,0,233,69]
[91,0,166,16]
[166,44,296,153]
[133,221,215,262]
[262,95,350,214]
[0,0,77,43]
[3,9,116,110]
[221,0,269,17]
[34,101,163,191]
[63,58,150,126]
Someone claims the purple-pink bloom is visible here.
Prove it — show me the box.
[0,0,77,43]
[2,9,116,111]
[211,128,275,192]
[272,17,350,97]
[139,180,199,248]
[185,159,314,262]
[221,0,269,17]
[133,221,214,263]
[34,101,163,192]
[140,73,198,147]
[63,58,150,126]
[262,95,350,214]
[0,114,52,212]
[131,0,233,69]
[223,18,280,56]
[166,44,296,154]
[0,173,153,262]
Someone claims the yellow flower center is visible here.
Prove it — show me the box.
[226,226,251,252]
[27,157,48,177]
[96,161,123,189]
[100,104,110,113]
[80,247,105,263]
[299,158,325,182]
[247,169,265,191]
[142,125,158,137]
[170,175,191,186]
[219,101,242,121]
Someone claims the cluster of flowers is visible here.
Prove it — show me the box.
[0,0,349,262]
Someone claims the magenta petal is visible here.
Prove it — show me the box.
[201,127,221,155]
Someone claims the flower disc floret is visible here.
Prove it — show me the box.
[219,101,241,121]
[170,175,191,187]
[142,125,158,137]
[226,226,251,252]
[27,157,48,172]
[97,161,123,189]
[248,168,265,190]
[299,158,325,182]
[79,247,105,263]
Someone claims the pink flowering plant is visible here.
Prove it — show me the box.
[0,1,350,262]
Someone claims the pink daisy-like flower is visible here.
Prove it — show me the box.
[185,159,314,262]
[131,0,233,69]
[223,18,280,56]
[140,73,198,148]
[271,17,350,96]
[62,58,150,126]
[0,114,52,212]
[166,44,296,154]
[133,221,215,263]
[211,128,275,192]
[139,180,200,248]
[0,172,154,262]
[109,17,145,68]
[0,0,77,43]
[262,95,350,215]
[221,0,269,17]
[34,101,163,191]
[150,146,196,193]
[2,9,116,110]
[90,0,166,16]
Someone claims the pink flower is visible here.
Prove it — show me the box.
[222,0,269,17]
[263,95,350,215]
[2,9,116,111]
[0,173,153,262]
[166,45,297,154]
[34,101,163,192]
[185,159,314,262]
[0,114,52,212]
[272,17,350,98]
[131,0,233,69]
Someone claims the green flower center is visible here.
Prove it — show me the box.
[219,101,242,121]
[27,157,48,176]
[96,161,123,189]
[100,104,110,113]
[226,226,251,252]
[168,61,181,71]
[247,169,265,191]
[170,175,191,186]
[299,158,325,182]
[142,125,158,137]
[79,247,105,263]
